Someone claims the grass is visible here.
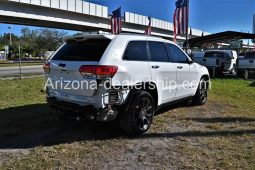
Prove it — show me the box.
[0,60,12,64]
[0,78,254,169]
[0,63,43,67]
[209,79,255,116]
[0,78,45,109]
[0,73,44,79]
[0,78,55,138]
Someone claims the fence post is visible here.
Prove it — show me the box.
[18,45,22,79]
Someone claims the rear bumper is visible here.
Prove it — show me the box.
[47,97,98,113]
[206,65,232,72]
[46,97,119,121]
[238,67,255,71]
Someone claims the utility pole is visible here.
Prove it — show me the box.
[185,0,190,53]
[8,26,13,46]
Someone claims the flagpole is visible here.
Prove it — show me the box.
[185,0,189,53]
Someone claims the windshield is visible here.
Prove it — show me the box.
[52,39,111,61]
[244,52,255,59]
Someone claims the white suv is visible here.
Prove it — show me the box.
[44,34,210,135]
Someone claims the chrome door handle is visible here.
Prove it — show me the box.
[152,65,160,69]
[177,66,183,69]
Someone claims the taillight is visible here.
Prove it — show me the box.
[79,65,118,78]
[43,63,50,74]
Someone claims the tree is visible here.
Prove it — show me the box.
[19,27,67,58]
[0,27,68,59]
[0,43,4,51]
[0,33,19,59]
[0,33,19,46]
[35,28,67,55]
[20,27,38,57]
[0,34,4,50]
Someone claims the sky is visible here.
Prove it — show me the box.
[0,0,254,36]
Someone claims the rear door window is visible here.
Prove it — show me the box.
[225,53,231,59]
[204,52,225,58]
[148,41,169,62]
[245,52,255,59]
[166,44,189,63]
[52,39,111,61]
[123,41,148,61]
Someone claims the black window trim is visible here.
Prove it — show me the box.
[244,52,255,58]
[122,40,192,64]
[122,40,149,62]
[166,43,190,64]
[51,38,111,62]
[147,41,170,63]
[164,43,174,63]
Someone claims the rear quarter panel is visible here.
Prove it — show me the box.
[99,36,152,87]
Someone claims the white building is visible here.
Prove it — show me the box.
[0,51,6,60]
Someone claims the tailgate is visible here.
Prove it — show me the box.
[46,37,112,100]
[239,59,255,69]
[48,61,98,97]
[202,58,220,67]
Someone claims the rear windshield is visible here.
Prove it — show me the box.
[244,52,255,59]
[52,39,111,61]
[204,52,225,58]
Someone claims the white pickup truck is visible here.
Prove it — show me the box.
[238,52,255,79]
[196,50,238,76]
[192,51,205,64]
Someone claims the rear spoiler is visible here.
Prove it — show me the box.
[65,34,115,42]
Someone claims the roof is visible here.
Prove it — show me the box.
[184,31,255,48]
[204,50,236,56]
[205,50,234,52]
[66,34,116,41]
[66,33,166,42]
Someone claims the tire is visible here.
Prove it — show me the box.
[119,91,155,135]
[192,78,209,106]
[232,64,237,76]
[218,63,225,77]
[236,69,243,78]
[244,69,249,80]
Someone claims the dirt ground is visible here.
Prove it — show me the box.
[0,100,254,169]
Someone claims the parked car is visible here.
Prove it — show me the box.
[238,51,255,79]
[44,34,210,135]
[198,50,238,76]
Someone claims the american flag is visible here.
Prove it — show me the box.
[145,16,152,35]
[173,0,189,42]
[111,7,122,34]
